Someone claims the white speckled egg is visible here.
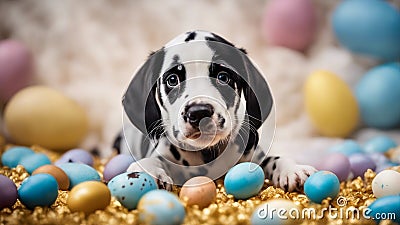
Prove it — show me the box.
[372,170,400,198]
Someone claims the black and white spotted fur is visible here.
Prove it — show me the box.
[115,30,316,192]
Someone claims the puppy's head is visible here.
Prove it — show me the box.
[123,31,273,151]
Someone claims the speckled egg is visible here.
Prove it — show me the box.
[103,154,135,182]
[224,162,264,199]
[304,171,340,203]
[67,181,111,214]
[368,195,400,224]
[316,153,350,181]
[251,199,301,225]
[55,149,94,166]
[32,165,70,190]
[364,136,397,154]
[348,153,376,178]
[1,146,34,168]
[304,71,359,137]
[179,176,216,209]
[0,40,33,103]
[0,174,18,209]
[4,86,89,151]
[372,170,400,198]
[138,190,185,225]
[57,163,101,189]
[108,172,157,210]
[18,174,58,209]
[19,153,51,174]
[355,63,400,129]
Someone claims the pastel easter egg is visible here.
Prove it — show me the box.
[57,163,101,189]
[348,153,376,178]
[55,149,94,166]
[329,140,363,156]
[103,154,135,182]
[4,86,89,151]
[0,175,18,209]
[332,0,400,61]
[224,162,265,200]
[67,181,111,214]
[355,63,400,129]
[304,71,359,137]
[138,190,185,225]
[304,171,340,203]
[18,174,58,209]
[376,162,399,173]
[0,40,33,103]
[251,199,301,225]
[19,153,51,174]
[1,146,34,168]
[364,136,397,154]
[262,0,316,51]
[367,195,400,224]
[372,170,400,198]
[316,153,350,181]
[108,172,157,210]
[179,176,216,209]
[32,165,70,190]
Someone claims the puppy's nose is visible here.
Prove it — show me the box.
[185,104,214,127]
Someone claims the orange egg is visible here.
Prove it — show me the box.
[32,165,70,190]
[179,176,216,209]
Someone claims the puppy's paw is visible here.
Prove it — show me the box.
[272,164,316,192]
[127,159,173,191]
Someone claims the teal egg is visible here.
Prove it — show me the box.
[304,171,340,203]
[138,190,185,225]
[364,136,397,154]
[332,0,400,61]
[355,63,400,129]
[18,174,58,209]
[108,172,157,210]
[57,163,101,189]
[329,140,363,156]
[367,195,400,224]
[224,162,264,199]
[1,146,34,168]
[19,153,51,174]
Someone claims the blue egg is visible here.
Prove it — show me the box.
[332,0,400,61]
[355,63,400,129]
[55,149,94,166]
[364,136,397,154]
[18,174,58,209]
[1,147,34,168]
[329,140,364,156]
[376,162,399,173]
[367,195,400,224]
[19,153,51,174]
[304,171,340,203]
[138,190,185,225]
[108,172,157,210]
[57,163,101,189]
[224,162,264,199]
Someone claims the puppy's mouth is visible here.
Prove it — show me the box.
[184,131,216,140]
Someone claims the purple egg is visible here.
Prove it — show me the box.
[348,153,376,178]
[317,153,350,181]
[54,149,93,166]
[103,154,135,182]
[369,152,390,167]
[0,174,18,209]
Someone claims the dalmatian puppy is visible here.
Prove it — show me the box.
[115,30,316,192]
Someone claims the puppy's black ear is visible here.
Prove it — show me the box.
[123,49,165,138]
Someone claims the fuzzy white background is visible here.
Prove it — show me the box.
[1,0,399,164]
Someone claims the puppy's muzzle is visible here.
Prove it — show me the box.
[184,104,214,128]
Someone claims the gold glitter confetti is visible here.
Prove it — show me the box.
[1,146,399,225]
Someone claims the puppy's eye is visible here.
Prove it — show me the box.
[166,74,179,88]
[217,72,230,85]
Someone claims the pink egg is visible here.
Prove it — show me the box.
[0,40,33,103]
[316,153,351,182]
[261,0,317,51]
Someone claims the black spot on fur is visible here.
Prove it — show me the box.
[201,146,220,163]
[185,31,197,42]
[182,159,189,166]
[112,133,122,153]
[272,162,276,170]
[261,157,272,168]
[169,145,181,161]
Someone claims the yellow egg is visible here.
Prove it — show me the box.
[304,71,359,137]
[4,86,88,151]
[67,181,111,214]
